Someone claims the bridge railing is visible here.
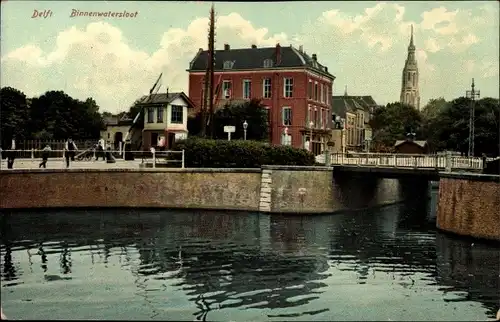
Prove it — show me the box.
[321,152,483,170]
[0,149,185,169]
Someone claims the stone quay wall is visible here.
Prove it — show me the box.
[437,173,500,241]
[0,167,404,214]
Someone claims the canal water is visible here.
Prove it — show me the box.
[1,191,499,321]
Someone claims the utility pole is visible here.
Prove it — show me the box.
[207,4,216,139]
[466,78,480,157]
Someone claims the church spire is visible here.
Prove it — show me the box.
[410,25,414,47]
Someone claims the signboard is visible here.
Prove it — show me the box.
[224,126,235,133]
[224,125,236,141]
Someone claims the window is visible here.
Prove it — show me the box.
[320,84,324,103]
[156,106,163,123]
[306,105,310,125]
[314,82,318,101]
[412,73,416,87]
[263,59,273,68]
[243,80,251,99]
[223,81,232,99]
[308,80,312,99]
[171,105,183,124]
[147,107,154,123]
[223,61,234,69]
[282,107,292,126]
[407,72,411,82]
[405,93,409,102]
[263,78,272,98]
[320,108,324,128]
[283,78,293,98]
[326,86,330,105]
[314,108,319,127]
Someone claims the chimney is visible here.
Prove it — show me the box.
[276,43,281,65]
[224,44,230,50]
[312,53,317,61]
[198,48,203,53]
[166,87,169,96]
[251,44,257,49]
[299,45,303,53]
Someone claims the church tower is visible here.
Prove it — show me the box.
[400,25,420,110]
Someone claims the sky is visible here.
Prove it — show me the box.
[1,1,498,113]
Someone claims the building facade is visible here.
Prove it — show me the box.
[187,43,336,154]
[331,92,378,153]
[100,115,133,151]
[400,25,420,110]
[138,92,195,149]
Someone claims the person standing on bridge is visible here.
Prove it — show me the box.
[6,137,16,169]
[64,138,78,168]
[38,144,52,168]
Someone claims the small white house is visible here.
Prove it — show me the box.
[139,91,195,149]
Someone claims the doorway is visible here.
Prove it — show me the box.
[114,132,123,151]
[167,132,176,149]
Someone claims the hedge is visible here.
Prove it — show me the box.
[171,138,315,168]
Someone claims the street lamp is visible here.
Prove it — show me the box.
[466,78,480,157]
[309,121,314,152]
[243,120,248,140]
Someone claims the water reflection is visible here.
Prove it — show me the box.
[1,202,499,321]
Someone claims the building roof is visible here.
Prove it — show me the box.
[188,44,335,79]
[331,95,378,116]
[103,115,133,126]
[394,140,428,148]
[137,92,195,108]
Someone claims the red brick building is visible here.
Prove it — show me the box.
[187,43,336,154]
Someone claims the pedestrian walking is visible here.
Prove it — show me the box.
[39,144,52,168]
[96,142,105,161]
[64,138,78,168]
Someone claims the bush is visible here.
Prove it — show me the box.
[171,138,315,168]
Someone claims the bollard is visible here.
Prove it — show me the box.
[181,149,185,169]
[31,148,34,159]
[152,150,156,168]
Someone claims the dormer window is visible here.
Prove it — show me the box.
[263,59,273,68]
[223,61,235,69]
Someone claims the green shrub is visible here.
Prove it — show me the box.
[171,138,315,168]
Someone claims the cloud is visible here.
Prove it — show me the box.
[1,3,498,112]
[1,14,289,113]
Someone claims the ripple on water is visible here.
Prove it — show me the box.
[0,208,499,321]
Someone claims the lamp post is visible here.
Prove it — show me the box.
[309,121,314,153]
[243,120,248,140]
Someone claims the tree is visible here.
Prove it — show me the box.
[0,87,30,147]
[428,97,499,156]
[421,97,448,121]
[29,90,102,140]
[369,102,423,150]
[188,99,269,141]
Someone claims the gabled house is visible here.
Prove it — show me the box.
[137,91,195,150]
[331,91,378,152]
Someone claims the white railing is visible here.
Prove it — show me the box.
[316,152,484,170]
[0,149,185,170]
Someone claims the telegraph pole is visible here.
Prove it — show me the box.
[207,4,216,139]
[466,78,480,157]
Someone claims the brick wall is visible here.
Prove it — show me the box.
[0,169,262,211]
[437,173,500,241]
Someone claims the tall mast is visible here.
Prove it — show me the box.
[207,3,216,138]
